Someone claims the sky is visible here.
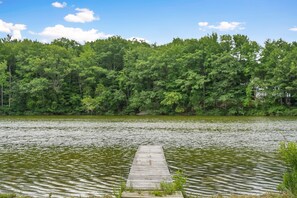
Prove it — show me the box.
[0,0,296,45]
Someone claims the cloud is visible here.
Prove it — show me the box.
[209,21,244,31]
[0,19,26,40]
[38,24,111,43]
[64,8,99,23]
[198,22,208,27]
[52,1,67,8]
[289,27,297,31]
[198,21,244,31]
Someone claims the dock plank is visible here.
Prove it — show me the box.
[122,191,183,198]
[126,145,172,190]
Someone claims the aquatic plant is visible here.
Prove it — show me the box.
[113,181,126,198]
[173,170,187,192]
[0,194,17,198]
[278,142,297,197]
[151,170,187,197]
[0,194,31,198]
[160,181,176,195]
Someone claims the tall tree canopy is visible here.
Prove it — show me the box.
[0,34,296,115]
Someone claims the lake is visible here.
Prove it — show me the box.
[0,116,296,197]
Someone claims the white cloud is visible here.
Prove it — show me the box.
[52,1,67,8]
[64,8,99,23]
[210,21,243,31]
[0,19,26,40]
[198,21,244,31]
[198,22,208,27]
[39,24,111,43]
[289,27,297,31]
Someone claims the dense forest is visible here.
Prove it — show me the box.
[0,34,296,115]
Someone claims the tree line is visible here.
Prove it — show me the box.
[0,34,296,115]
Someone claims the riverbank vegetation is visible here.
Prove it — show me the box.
[150,170,186,197]
[0,34,296,115]
[278,142,297,197]
[0,194,28,198]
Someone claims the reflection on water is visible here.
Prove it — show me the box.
[0,116,296,197]
[0,147,135,197]
[165,148,284,196]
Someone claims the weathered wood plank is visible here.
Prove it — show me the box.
[122,191,183,198]
[126,145,172,190]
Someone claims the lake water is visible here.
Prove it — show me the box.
[0,116,296,197]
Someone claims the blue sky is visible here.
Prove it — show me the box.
[0,0,296,44]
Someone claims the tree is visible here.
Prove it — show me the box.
[0,34,295,115]
[161,92,184,113]
[0,61,8,107]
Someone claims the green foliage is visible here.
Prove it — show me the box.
[150,170,187,197]
[81,96,97,114]
[279,142,297,170]
[0,194,31,198]
[161,181,176,195]
[278,171,297,197]
[278,142,297,197]
[151,190,164,197]
[0,61,8,84]
[173,170,187,191]
[161,92,184,113]
[113,181,126,198]
[0,194,16,198]
[0,35,296,115]
[151,181,176,196]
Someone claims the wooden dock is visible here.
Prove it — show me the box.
[122,145,183,198]
[126,145,172,190]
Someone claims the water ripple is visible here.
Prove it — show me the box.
[0,117,296,197]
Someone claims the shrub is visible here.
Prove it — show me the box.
[278,142,297,197]
[150,170,187,197]
[173,170,187,192]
